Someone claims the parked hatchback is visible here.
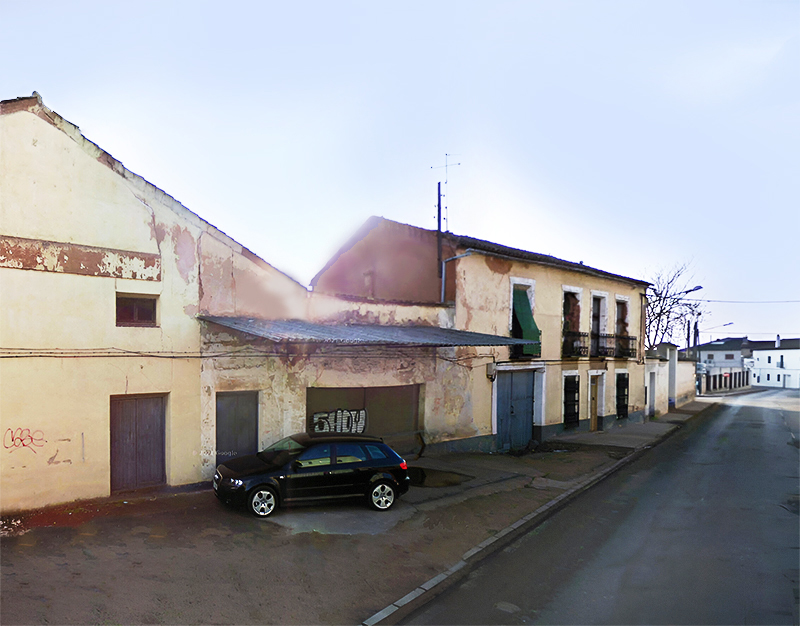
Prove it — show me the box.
[213,433,410,517]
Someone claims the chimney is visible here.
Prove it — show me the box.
[776,334,781,348]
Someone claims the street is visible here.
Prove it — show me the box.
[403,389,800,625]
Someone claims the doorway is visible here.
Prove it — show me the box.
[590,375,602,431]
[497,370,534,451]
[110,395,166,492]
[216,391,259,468]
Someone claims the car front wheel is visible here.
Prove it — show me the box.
[249,486,278,517]
[368,481,396,511]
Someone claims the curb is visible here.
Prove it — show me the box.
[362,401,721,626]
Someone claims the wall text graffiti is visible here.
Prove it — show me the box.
[3,428,46,453]
[311,409,367,434]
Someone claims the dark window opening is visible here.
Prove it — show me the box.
[616,373,629,419]
[511,288,541,358]
[725,354,734,360]
[562,291,588,357]
[563,375,580,428]
[116,296,157,327]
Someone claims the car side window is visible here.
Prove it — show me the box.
[335,443,368,464]
[365,444,387,460]
[295,444,331,468]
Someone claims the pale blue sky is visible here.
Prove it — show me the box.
[2,0,798,342]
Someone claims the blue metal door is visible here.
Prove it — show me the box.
[497,371,534,451]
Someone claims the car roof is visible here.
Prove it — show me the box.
[290,433,384,446]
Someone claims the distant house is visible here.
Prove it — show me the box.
[312,216,651,449]
[747,337,800,389]
[692,337,752,393]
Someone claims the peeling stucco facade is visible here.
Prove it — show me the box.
[0,95,310,513]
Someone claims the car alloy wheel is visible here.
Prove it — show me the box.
[369,481,396,511]
[249,486,277,517]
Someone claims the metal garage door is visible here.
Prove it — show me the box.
[215,391,259,468]
[110,395,166,492]
[306,385,420,453]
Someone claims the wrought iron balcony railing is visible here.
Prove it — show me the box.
[590,333,616,357]
[562,330,589,358]
[614,334,637,358]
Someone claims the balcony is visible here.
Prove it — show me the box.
[614,334,637,359]
[562,330,589,358]
[590,333,616,358]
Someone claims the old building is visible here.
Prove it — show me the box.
[312,217,651,449]
[0,95,531,513]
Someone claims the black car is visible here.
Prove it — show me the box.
[213,433,410,517]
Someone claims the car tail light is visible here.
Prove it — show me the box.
[400,461,407,470]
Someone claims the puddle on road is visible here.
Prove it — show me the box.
[408,467,473,488]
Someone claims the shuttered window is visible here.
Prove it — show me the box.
[512,289,541,357]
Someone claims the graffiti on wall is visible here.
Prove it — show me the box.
[3,428,46,453]
[311,409,367,434]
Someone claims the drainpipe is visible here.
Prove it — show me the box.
[441,251,476,303]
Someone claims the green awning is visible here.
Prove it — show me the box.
[512,290,541,356]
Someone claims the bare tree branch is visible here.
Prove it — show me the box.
[645,263,707,350]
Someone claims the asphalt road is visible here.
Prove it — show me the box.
[404,389,800,625]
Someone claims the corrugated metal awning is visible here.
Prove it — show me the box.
[199,316,540,348]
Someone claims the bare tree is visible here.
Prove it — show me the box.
[645,263,706,350]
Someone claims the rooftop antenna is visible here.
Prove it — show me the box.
[430,154,461,232]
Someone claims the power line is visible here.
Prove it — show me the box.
[685,299,800,304]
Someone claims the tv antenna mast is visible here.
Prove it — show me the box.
[431,154,461,278]
[430,154,461,233]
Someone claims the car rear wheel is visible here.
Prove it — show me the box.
[249,486,278,517]
[368,481,396,511]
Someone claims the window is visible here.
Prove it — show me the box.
[767,374,770,381]
[365,445,387,460]
[768,356,772,363]
[116,295,157,327]
[725,354,734,360]
[777,375,781,382]
[708,354,715,360]
[335,444,368,464]
[296,444,331,468]
[615,300,629,336]
[511,287,541,358]
[563,375,580,428]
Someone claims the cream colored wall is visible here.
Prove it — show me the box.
[675,360,697,407]
[452,252,647,428]
[0,105,308,513]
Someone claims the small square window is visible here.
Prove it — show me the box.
[116,295,157,327]
[725,354,734,360]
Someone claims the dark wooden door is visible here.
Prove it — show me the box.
[616,373,629,419]
[497,371,534,451]
[215,392,259,468]
[110,395,166,492]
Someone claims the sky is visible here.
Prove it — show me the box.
[2,0,798,345]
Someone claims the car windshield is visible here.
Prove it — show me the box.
[257,436,306,462]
